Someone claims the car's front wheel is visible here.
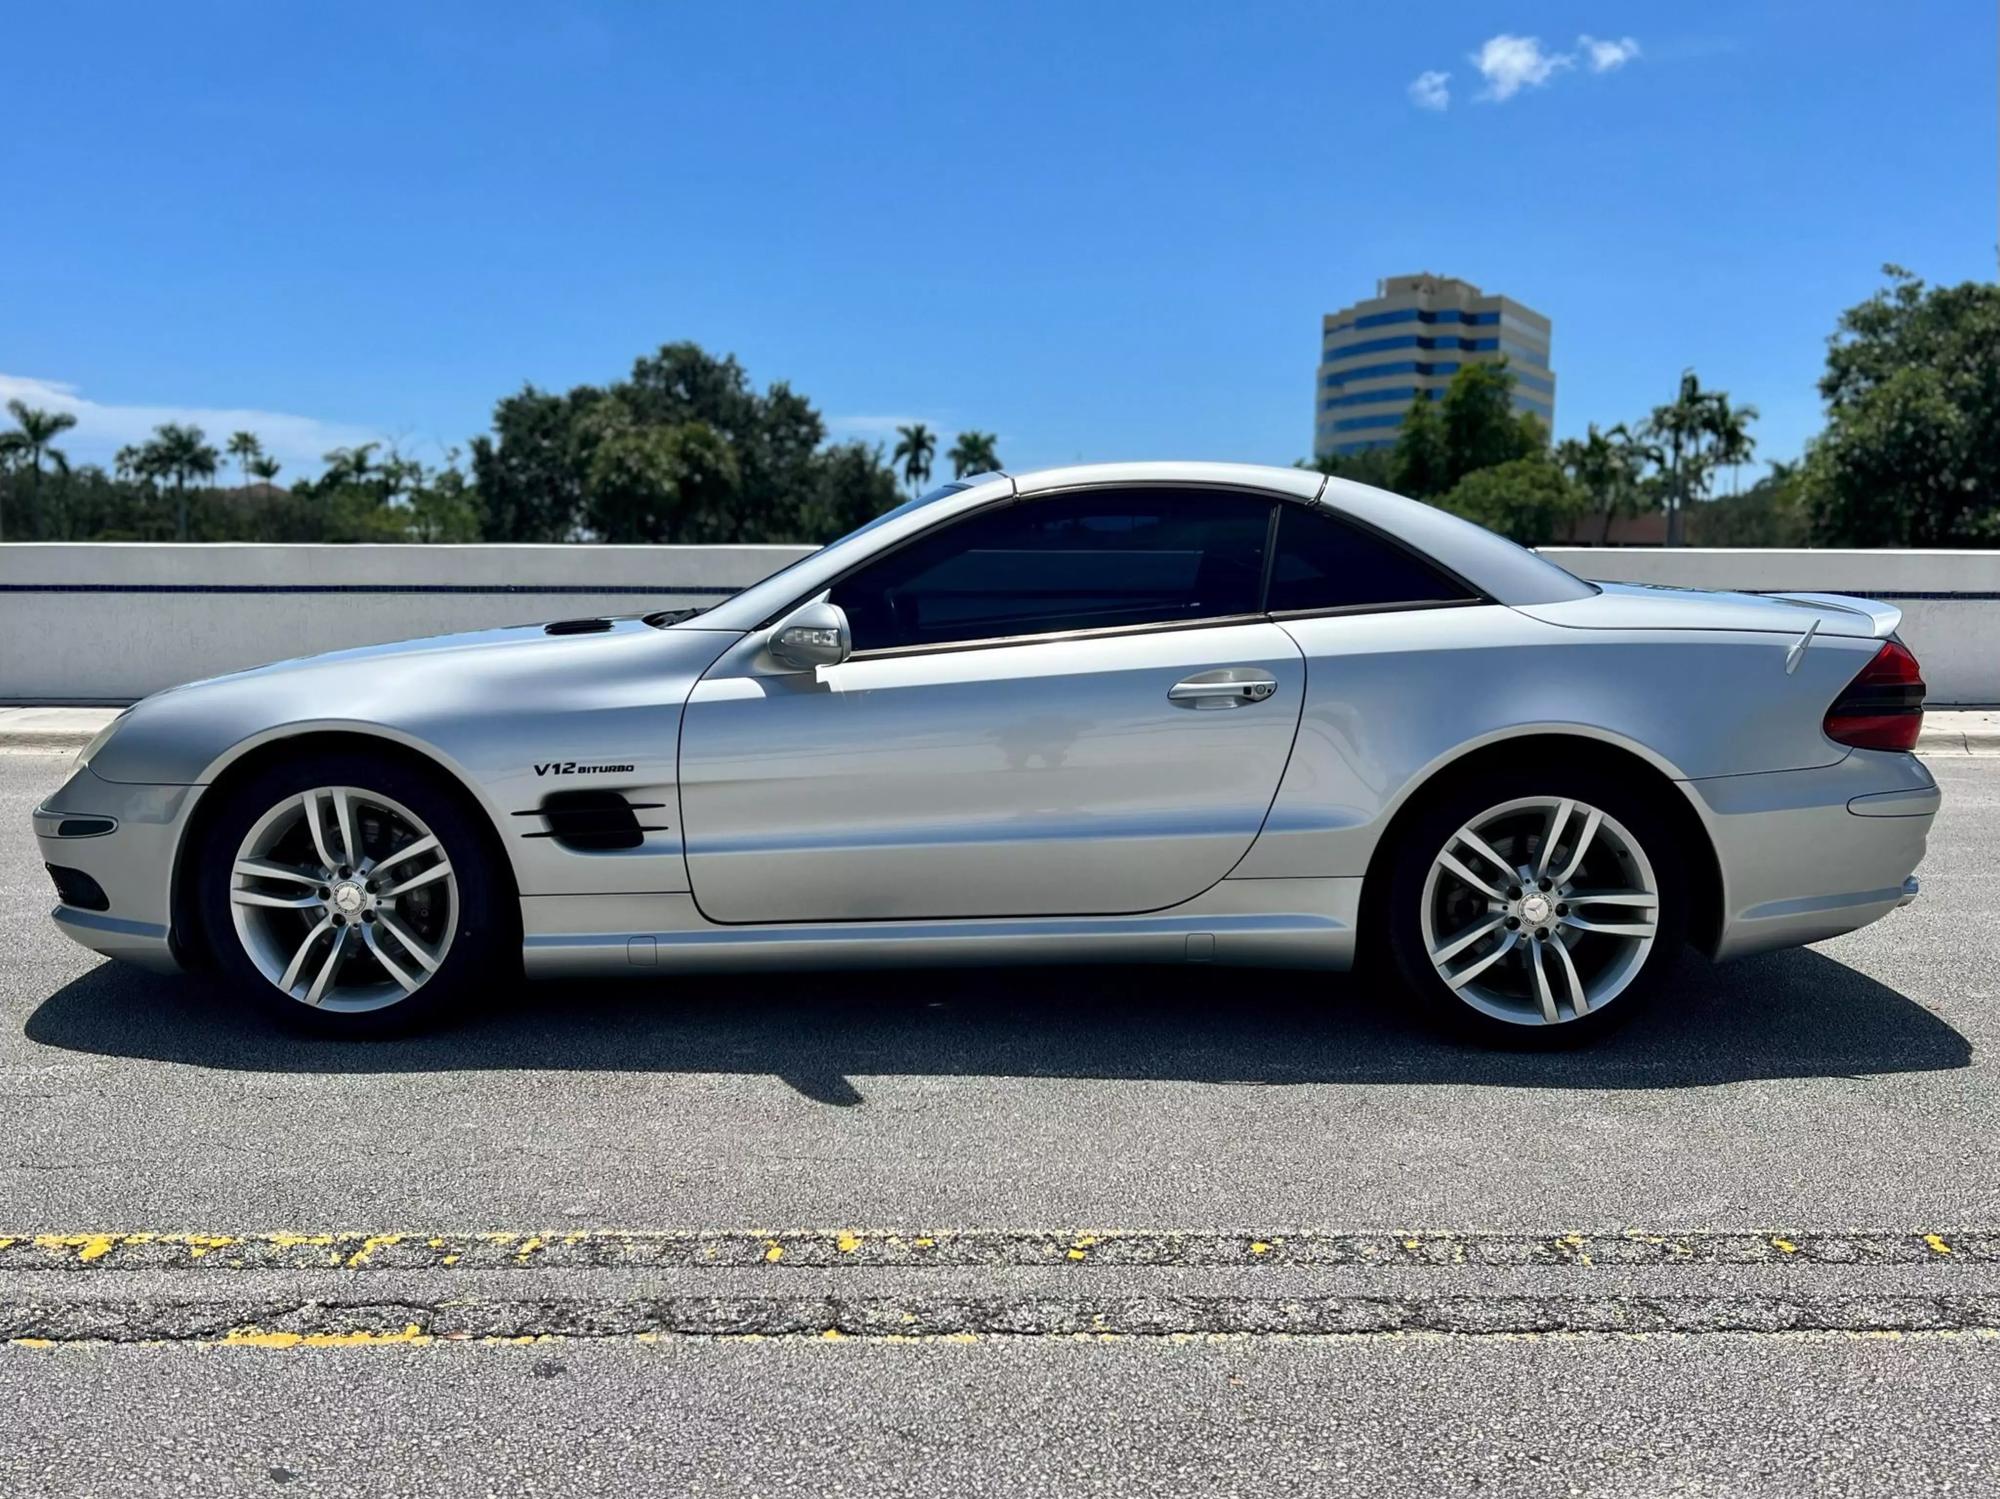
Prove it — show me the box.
[197,750,510,1033]
[1384,768,1688,1044]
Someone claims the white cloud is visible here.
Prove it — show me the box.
[1579,34,1641,72]
[0,373,386,478]
[1407,70,1451,111]
[1471,34,1574,101]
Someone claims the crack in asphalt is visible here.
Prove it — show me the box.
[0,1229,1989,1273]
[10,1293,2000,1344]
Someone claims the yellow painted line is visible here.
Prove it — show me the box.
[0,1229,1996,1272]
[343,1234,403,1269]
[224,1323,430,1349]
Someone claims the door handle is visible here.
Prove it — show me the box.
[1168,672,1279,707]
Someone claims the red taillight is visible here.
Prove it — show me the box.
[1824,639,1926,752]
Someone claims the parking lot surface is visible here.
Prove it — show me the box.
[3,750,1996,1494]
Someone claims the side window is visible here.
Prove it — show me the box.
[830,488,1273,652]
[1268,504,1474,614]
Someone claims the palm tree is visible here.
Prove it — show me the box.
[320,443,380,488]
[1704,394,1759,498]
[947,430,1002,478]
[247,455,281,487]
[0,401,79,542]
[1646,371,1763,545]
[891,423,936,494]
[138,423,220,540]
[227,431,264,489]
[1556,422,1655,544]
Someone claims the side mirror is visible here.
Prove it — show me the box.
[768,599,852,671]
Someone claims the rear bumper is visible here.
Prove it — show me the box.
[1685,750,1937,961]
[33,764,195,974]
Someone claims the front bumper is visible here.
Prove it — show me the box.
[33,763,197,974]
[1686,749,1938,961]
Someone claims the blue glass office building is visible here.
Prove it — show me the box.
[1315,274,1556,459]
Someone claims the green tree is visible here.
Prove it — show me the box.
[1392,364,1542,500]
[226,431,263,489]
[892,423,936,494]
[1436,455,1588,546]
[136,423,219,540]
[584,415,742,544]
[404,451,482,543]
[281,443,482,543]
[470,386,604,542]
[247,455,281,486]
[1556,422,1655,544]
[0,400,79,541]
[1804,266,2000,546]
[1441,363,1543,482]
[801,440,903,538]
[947,430,1001,477]
[1390,396,1451,499]
[467,344,889,544]
[617,343,825,538]
[1694,460,1809,547]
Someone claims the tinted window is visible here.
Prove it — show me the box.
[831,488,1273,652]
[1268,504,1473,613]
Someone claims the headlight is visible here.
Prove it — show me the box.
[75,711,129,771]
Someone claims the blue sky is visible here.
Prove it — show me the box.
[4,1,1994,482]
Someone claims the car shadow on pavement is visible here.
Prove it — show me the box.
[21,947,1971,1104]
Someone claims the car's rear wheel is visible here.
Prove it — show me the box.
[197,750,511,1033]
[1384,768,1687,1044]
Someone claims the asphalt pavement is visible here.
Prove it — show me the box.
[3,748,1998,1495]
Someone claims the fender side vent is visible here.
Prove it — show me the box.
[516,792,668,852]
[544,617,616,636]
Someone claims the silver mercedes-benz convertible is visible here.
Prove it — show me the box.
[34,462,1936,1041]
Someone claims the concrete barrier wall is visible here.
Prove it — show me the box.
[3,543,1994,704]
[0,543,814,703]
[1540,549,1999,706]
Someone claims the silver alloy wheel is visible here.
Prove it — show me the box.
[228,786,457,1012]
[1418,795,1659,1027]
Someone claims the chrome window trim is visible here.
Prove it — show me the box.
[1265,597,1488,623]
[842,610,1279,663]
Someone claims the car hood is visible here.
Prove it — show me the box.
[1513,582,1901,640]
[88,618,744,785]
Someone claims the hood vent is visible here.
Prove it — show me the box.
[517,790,668,852]
[544,617,616,636]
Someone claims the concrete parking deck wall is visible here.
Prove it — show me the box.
[2,543,1995,704]
[0,543,814,703]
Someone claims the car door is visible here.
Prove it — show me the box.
[676,485,1306,923]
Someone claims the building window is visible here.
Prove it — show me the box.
[1325,332,1532,360]
[1321,359,1465,388]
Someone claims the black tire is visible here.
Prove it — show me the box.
[1382,766,1688,1047]
[196,747,515,1036]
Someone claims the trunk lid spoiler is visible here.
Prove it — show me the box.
[1763,592,1903,641]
